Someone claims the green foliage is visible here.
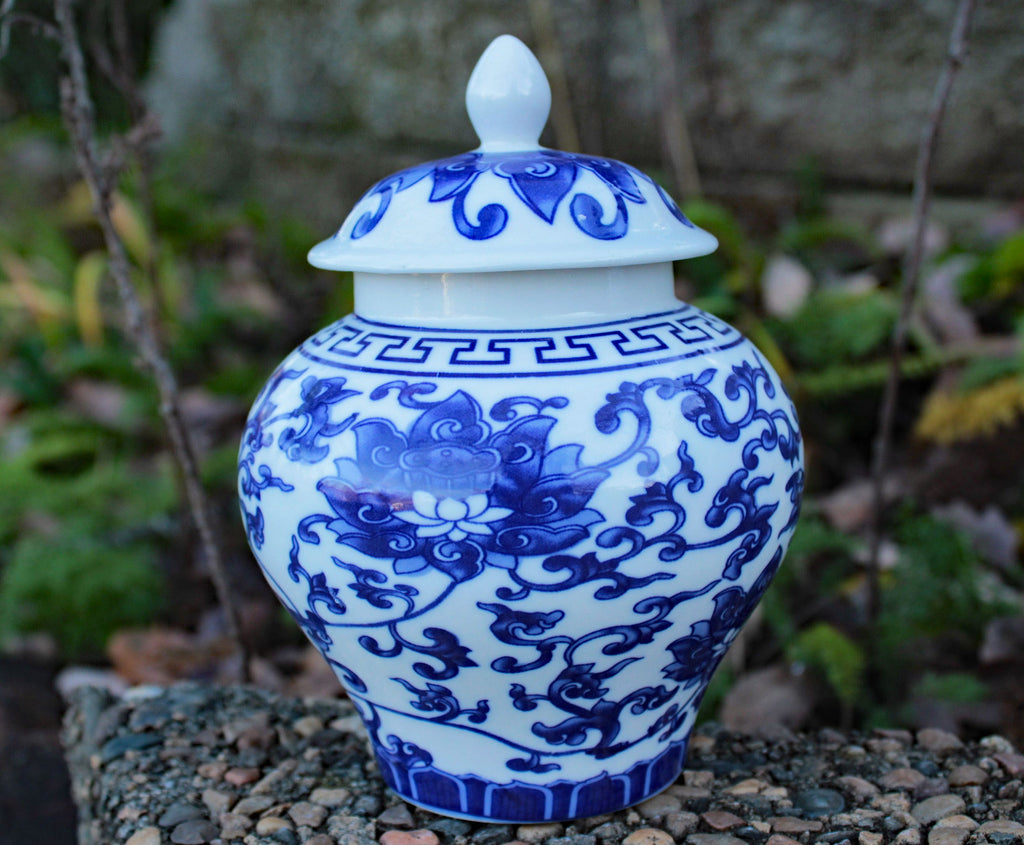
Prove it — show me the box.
[787,621,865,706]
[912,672,990,705]
[879,513,1016,651]
[0,532,164,657]
[772,288,898,369]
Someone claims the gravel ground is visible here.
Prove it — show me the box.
[63,684,1024,845]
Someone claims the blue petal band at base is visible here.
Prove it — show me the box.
[375,737,689,823]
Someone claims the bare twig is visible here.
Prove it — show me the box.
[866,0,977,631]
[0,0,60,60]
[527,0,580,152]
[50,0,250,680]
[638,0,702,199]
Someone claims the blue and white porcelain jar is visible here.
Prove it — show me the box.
[239,35,802,823]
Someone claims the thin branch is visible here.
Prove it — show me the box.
[638,0,702,199]
[0,1,61,60]
[52,0,250,681]
[866,0,977,630]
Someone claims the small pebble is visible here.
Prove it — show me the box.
[726,778,766,795]
[126,828,162,845]
[688,835,747,845]
[289,801,328,828]
[948,765,987,787]
[911,795,967,826]
[770,818,824,834]
[703,811,746,831]
[201,788,235,816]
[917,729,963,756]
[794,788,845,818]
[664,811,700,838]
[993,752,1024,777]
[621,829,674,845]
[381,831,441,845]
[976,820,1024,837]
[217,812,253,840]
[255,816,294,836]
[197,762,229,780]
[880,769,927,791]
[685,770,716,789]
[935,817,978,831]
[516,824,564,843]
[836,777,879,803]
[304,836,335,845]
[766,836,801,845]
[309,787,351,808]
[292,715,325,738]
[860,834,883,845]
[895,831,922,845]
[914,778,951,800]
[251,760,298,795]
[223,767,261,786]
[637,793,682,820]
[378,804,416,828]
[928,829,969,845]
[170,819,218,845]
[159,803,206,828]
[232,795,276,816]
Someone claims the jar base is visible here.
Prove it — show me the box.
[375,736,690,823]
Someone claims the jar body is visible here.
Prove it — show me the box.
[239,279,802,822]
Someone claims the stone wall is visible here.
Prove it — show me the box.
[146,0,1024,232]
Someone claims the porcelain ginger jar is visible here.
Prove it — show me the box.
[239,35,803,823]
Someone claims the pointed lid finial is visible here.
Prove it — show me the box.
[466,35,550,152]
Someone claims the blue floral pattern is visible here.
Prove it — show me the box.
[350,150,694,242]
[239,313,802,822]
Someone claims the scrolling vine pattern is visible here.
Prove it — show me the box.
[239,354,802,775]
[348,150,695,242]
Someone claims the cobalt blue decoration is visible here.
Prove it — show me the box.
[241,35,802,822]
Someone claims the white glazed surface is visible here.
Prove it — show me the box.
[239,281,802,821]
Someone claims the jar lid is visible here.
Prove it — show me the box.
[308,35,718,274]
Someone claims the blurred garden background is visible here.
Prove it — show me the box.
[1,0,1023,837]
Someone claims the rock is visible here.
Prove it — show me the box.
[914,778,951,800]
[927,830,968,845]
[255,816,294,836]
[127,828,163,845]
[725,779,767,796]
[688,835,747,845]
[516,824,564,843]
[55,666,130,699]
[304,836,336,845]
[766,837,801,845]
[218,812,254,839]
[703,810,746,830]
[993,752,1024,777]
[794,789,845,818]
[292,715,325,738]
[202,788,235,815]
[425,818,472,840]
[232,795,277,815]
[761,254,813,318]
[880,769,926,791]
[223,767,261,786]
[159,802,206,828]
[873,729,914,746]
[836,776,879,802]
[769,818,824,834]
[637,793,682,820]
[910,795,967,826]
[719,664,818,737]
[684,770,716,789]
[381,831,442,845]
[895,831,922,845]
[860,833,883,845]
[251,760,298,794]
[197,761,229,780]
[171,819,219,844]
[665,811,700,838]
[878,218,950,261]
[310,787,351,807]
[916,729,963,756]
[289,801,328,828]
[947,765,988,787]
[622,831,674,845]
[872,793,912,815]
[976,820,1024,838]
[377,803,416,828]
[934,817,978,831]
[101,732,164,762]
